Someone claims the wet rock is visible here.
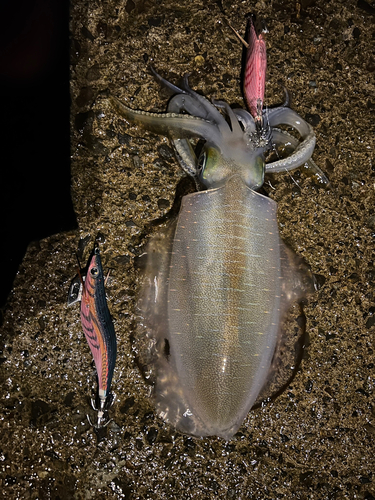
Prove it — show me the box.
[2,1,375,498]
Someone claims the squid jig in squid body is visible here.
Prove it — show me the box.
[68,246,117,427]
[110,17,325,440]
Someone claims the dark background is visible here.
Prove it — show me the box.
[0,0,76,308]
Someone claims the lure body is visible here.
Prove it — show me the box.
[111,21,325,439]
[68,247,117,426]
[244,16,267,127]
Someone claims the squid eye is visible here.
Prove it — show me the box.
[256,155,264,170]
[197,150,207,173]
[197,146,224,187]
[199,146,220,176]
[90,267,99,278]
[252,155,265,188]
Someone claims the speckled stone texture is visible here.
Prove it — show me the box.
[1,0,374,498]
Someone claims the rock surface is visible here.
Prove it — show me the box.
[1,0,375,498]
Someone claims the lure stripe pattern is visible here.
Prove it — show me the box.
[80,249,117,396]
[244,17,267,121]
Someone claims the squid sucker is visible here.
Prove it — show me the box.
[111,18,324,439]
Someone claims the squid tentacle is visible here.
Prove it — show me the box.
[150,66,186,95]
[270,128,330,186]
[150,67,227,130]
[233,108,256,134]
[266,132,315,174]
[147,68,233,177]
[111,68,326,190]
[212,100,244,137]
[264,107,316,174]
[267,107,313,139]
[110,95,222,144]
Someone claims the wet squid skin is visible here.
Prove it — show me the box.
[111,62,320,439]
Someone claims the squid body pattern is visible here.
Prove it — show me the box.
[111,19,320,439]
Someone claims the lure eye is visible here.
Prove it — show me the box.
[90,267,99,278]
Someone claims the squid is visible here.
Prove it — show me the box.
[110,17,325,439]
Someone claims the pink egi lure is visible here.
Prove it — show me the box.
[243,16,267,129]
